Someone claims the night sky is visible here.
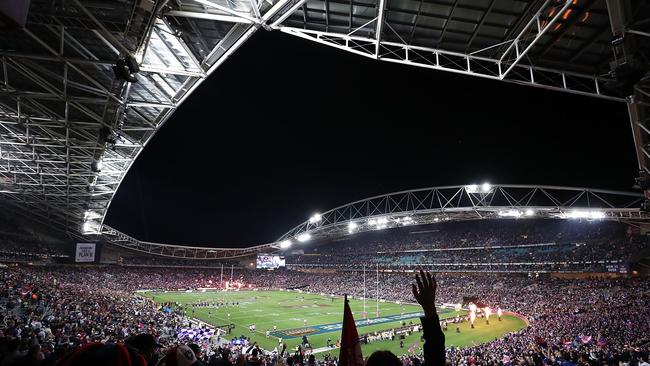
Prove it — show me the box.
[104,30,638,247]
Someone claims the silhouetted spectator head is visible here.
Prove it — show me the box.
[55,342,146,366]
[157,345,198,366]
[187,343,201,359]
[366,350,401,366]
[126,334,160,361]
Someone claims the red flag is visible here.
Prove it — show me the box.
[339,295,363,366]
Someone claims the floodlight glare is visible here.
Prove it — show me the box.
[565,210,606,220]
[465,184,479,193]
[82,221,92,232]
[82,221,101,235]
[309,213,322,224]
[498,209,522,218]
[348,222,358,233]
[84,210,102,220]
[481,183,492,192]
[525,209,535,216]
[297,233,311,242]
[280,239,292,249]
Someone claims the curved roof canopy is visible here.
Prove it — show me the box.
[1,0,650,244]
[97,184,647,259]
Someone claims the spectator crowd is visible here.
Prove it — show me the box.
[287,220,647,272]
[0,265,647,366]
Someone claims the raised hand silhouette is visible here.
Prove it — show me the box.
[412,269,437,318]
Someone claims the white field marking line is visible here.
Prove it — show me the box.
[155,291,424,330]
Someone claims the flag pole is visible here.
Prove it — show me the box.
[339,292,363,365]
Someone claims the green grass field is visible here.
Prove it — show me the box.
[143,290,526,357]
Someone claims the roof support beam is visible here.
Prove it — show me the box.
[165,10,254,23]
[498,0,573,79]
[375,0,386,57]
[279,26,624,101]
[192,0,262,24]
[269,0,308,28]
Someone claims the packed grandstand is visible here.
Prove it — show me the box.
[0,211,649,366]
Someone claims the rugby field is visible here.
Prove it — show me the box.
[143,290,526,357]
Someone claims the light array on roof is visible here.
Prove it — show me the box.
[498,209,523,218]
[297,233,311,242]
[564,210,606,220]
[348,221,358,233]
[465,183,493,194]
[309,213,322,224]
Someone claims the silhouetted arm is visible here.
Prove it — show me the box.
[412,270,445,366]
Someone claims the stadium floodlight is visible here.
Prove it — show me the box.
[367,216,389,230]
[433,217,440,222]
[348,222,358,233]
[525,209,535,216]
[401,216,414,226]
[82,220,101,235]
[465,184,479,193]
[466,183,494,194]
[374,217,389,230]
[280,239,292,249]
[498,209,522,218]
[297,233,311,242]
[309,213,322,224]
[84,210,102,220]
[565,210,606,220]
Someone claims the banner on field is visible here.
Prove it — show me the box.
[75,243,96,262]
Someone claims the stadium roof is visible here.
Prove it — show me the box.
[276,0,644,100]
[0,0,650,248]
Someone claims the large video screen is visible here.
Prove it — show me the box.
[256,254,285,269]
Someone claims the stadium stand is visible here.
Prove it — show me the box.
[0,211,649,366]
[0,263,648,366]
[287,220,648,273]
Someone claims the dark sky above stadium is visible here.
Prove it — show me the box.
[105,30,637,247]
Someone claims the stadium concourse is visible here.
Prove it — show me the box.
[0,213,649,366]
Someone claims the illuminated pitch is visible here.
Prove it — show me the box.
[143,290,527,357]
